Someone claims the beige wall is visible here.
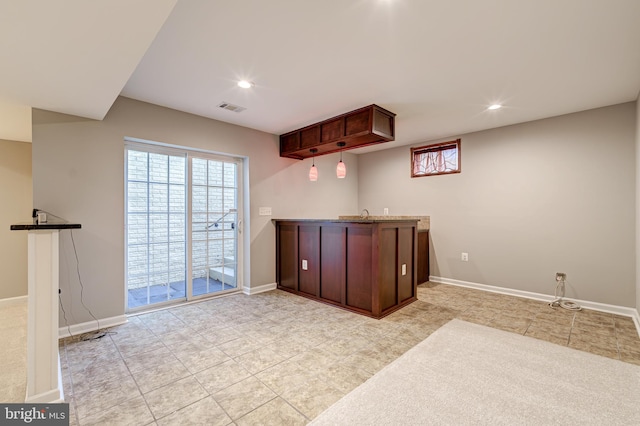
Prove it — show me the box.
[31,97,638,325]
[0,140,32,299]
[636,94,640,313]
[32,97,359,325]
[359,103,636,307]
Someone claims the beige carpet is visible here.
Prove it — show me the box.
[311,319,640,425]
[0,299,27,403]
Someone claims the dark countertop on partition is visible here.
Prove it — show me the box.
[10,223,82,231]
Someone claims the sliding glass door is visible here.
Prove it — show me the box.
[125,143,241,311]
[190,157,238,297]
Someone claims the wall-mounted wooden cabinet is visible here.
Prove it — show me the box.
[279,104,396,160]
[274,219,417,318]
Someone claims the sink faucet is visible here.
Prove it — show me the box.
[360,209,369,219]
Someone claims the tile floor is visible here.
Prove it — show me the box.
[59,282,640,425]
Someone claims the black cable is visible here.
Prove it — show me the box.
[34,211,113,340]
[58,291,72,339]
[35,213,116,340]
[69,229,104,338]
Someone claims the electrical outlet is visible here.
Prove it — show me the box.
[461,252,469,262]
[259,207,272,216]
[556,272,566,281]
[383,208,389,215]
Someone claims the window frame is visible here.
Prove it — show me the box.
[124,139,245,312]
[410,138,461,178]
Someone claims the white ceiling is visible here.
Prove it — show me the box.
[2,0,640,152]
[0,0,178,141]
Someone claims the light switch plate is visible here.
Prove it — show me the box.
[401,263,406,276]
[302,259,308,270]
[259,207,272,216]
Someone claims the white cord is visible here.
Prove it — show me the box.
[548,278,581,311]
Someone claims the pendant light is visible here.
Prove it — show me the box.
[309,148,318,181]
[336,142,347,179]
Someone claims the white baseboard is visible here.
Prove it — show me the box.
[429,276,640,337]
[25,387,62,404]
[26,358,64,403]
[632,309,640,337]
[243,282,277,295]
[58,355,64,402]
[0,295,27,308]
[58,314,127,339]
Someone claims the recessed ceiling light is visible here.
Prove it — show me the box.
[488,104,502,110]
[237,80,253,89]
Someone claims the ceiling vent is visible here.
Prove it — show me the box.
[218,102,246,113]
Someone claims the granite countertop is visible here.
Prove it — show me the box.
[339,215,430,230]
[273,218,418,223]
[273,216,430,230]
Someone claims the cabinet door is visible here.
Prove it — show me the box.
[300,126,320,149]
[379,228,398,312]
[372,107,394,139]
[298,225,320,297]
[345,109,370,136]
[320,226,345,304]
[417,231,429,284]
[346,227,373,312]
[397,227,414,303]
[321,118,344,142]
[277,224,298,291]
[280,132,300,154]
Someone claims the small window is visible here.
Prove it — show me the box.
[411,139,461,177]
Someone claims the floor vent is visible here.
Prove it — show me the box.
[218,102,246,113]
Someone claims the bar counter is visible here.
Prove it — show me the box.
[274,219,418,318]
